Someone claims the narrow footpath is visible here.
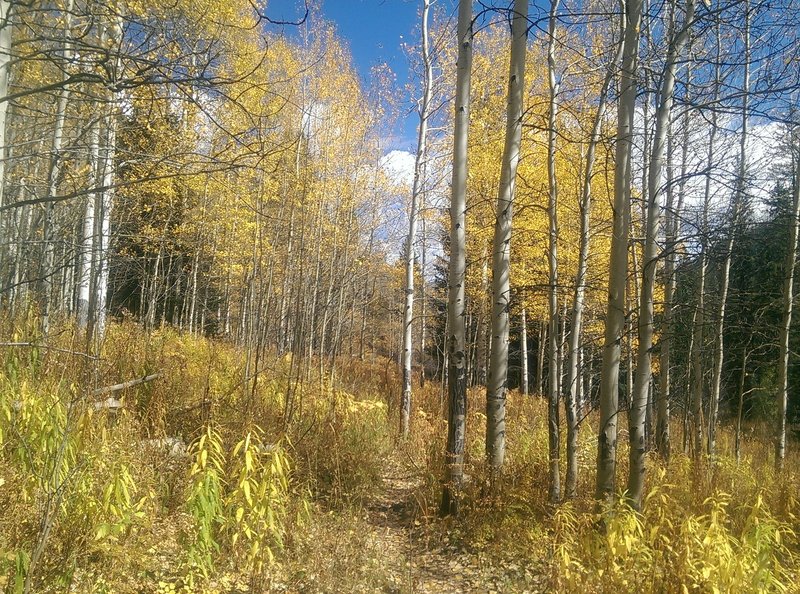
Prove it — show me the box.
[364,451,546,593]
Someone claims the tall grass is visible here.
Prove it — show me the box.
[0,318,798,592]
[406,384,800,592]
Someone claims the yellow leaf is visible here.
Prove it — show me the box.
[243,480,252,505]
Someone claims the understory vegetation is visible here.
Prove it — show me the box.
[1,320,797,593]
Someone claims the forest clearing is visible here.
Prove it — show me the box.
[0,0,799,592]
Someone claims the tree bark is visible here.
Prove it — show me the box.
[735,341,749,464]
[564,25,624,499]
[708,5,748,458]
[536,321,546,395]
[77,122,101,329]
[627,0,694,509]
[0,1,11,243]
[692,50,720,459]
[485,0,528,475]
[42,1,75,335]
[441,0,473,517]
[596,0,641,504]
[521,308,529,396]
[775,137,800,471]
[402,2,433,434]
[546,0,562,504]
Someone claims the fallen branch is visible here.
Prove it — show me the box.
[0,342,99,360]
[92,373,161,396]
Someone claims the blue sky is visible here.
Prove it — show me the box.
[322,0,420,149]
[268,0,425,152]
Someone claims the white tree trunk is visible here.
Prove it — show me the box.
[628,0,694,509]
[546,0,562,503]
[660,94,691,458]
[521,308,529,396]
[657,131,675,460]
[0,0,11,217]
[708,6,748,457]
[776,138,800,471]
[596,0,641,502]
[401,0,432,437]
[485,0,528,474]
[536,321,546,394]
[77,122,101,329]
[564,26,624,499]
[692,44,720,458]
[42,1,76,335]
[94,16,123,339]
[441,0,473,517]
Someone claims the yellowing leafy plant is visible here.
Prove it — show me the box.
[185,426,226,577]
[226,429,291,574]
[184,425,294,585]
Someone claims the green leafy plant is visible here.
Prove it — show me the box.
[185,426,226,578]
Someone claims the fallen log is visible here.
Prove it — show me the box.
[91,373,160,397]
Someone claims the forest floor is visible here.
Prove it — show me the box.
[363,449,548,593]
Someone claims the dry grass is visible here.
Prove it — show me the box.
[0,319,798,592]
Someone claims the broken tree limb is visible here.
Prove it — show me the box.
[0,342,99,360]
[92,373,160,397]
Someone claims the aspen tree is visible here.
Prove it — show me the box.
[596,0,642,503]
[77,121,101,330]
[657,129,676,460]
[441,0,473,517]
[546,0,562,503]
[401,0,433,437]
[0,0,10,212]
[628,0,696,509]
[691,30,721,458]
[485,0,528,474]
[41,0,75,336]
[776,130,800,471]
[521,308,529,395]
[564,20,625,499]
[708,1,749,457]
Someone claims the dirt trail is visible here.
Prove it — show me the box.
[365,451,542,594]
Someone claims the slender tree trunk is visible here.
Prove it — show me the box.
[537,321,546,395]
[486,0,528,474]
[657,132,675,460]
[420,213,428,387]
[402,0,433,436]
[564,30,625,499]
[42,1,75,335]
[0,1,11,248]
[521,308,529,396]
[663,91,691,458]
[709,8,748,458]
[596,0,640,503]
[690,221,708,458]
[775,139,800,471]
[476,248,489,386]
[692,64,719,459]
[441,0,472,517]
[735,342,749,464]
[546,0,562,503]
[77,122,101,329]
[628,0,694,509]
[95,107,117,339]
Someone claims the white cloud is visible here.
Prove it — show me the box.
[380,149,416,188]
